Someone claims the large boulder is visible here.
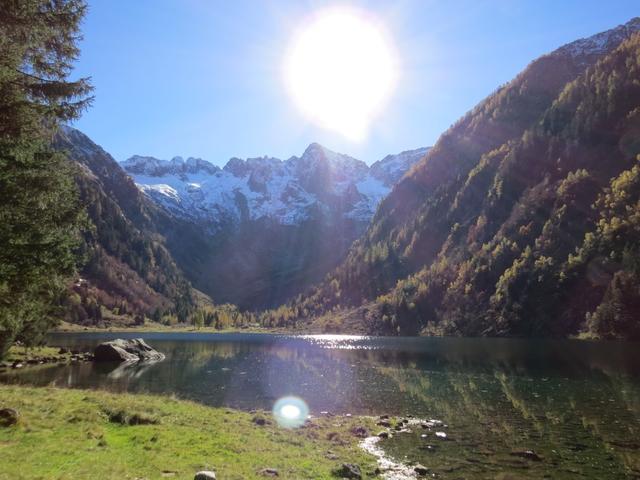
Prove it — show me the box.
[93,338,164,363]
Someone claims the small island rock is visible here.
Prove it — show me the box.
[93,338,165,363]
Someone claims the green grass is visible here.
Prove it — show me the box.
[54,320,284,334]
[0,386,378,479]
[4,345,72,364]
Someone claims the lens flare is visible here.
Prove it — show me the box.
[273,396,309,429]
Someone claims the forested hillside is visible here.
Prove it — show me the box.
[0,0,91,355]
[271,19,640,340]
[54,128,196,326]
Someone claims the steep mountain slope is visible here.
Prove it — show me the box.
[278,18,640,339]
[54,127,196,326]
[123,145,428,309]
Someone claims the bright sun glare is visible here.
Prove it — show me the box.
[280,404,301,419]
[285,8,398,141]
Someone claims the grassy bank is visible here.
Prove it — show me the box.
[1,345,93,370]
[0,386,378,479]
[53,320,289,335]
[4,345,70,363]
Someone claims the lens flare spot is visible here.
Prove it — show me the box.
[280,404,301,419]
[273,396,309,429]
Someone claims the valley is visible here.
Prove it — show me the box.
[47,17,640,341]
[2,5,640,480]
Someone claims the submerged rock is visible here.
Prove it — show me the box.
[419,444,438,452]
[93,338,165,363]
[335,463,361,479]
[510,449,543,461]
[414,464,429,476]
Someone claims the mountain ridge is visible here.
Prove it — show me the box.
[54,126,197,326]
[121,143,430,230]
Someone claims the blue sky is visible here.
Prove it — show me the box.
[71,0,639,165]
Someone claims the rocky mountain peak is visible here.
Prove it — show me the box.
[370,147,431,186]
[122,154,219,176]
[121,143,429,230]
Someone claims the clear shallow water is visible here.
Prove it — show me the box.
[2,333,640,478]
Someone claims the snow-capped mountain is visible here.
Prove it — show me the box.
[552,17,640,64]
[122,144,429,230]
[370,147,430,185]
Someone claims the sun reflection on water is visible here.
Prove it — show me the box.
[298,334,373,350]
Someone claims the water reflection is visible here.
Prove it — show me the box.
[1,333,639,478]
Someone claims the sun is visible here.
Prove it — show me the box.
[285,8,398,141]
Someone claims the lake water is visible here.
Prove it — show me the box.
[2,332,640,478]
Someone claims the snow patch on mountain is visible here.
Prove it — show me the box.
[553,17,640,63]
[122,144,429,229]
[371,147,430,185]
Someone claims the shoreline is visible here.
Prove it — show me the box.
[49,324,617,343]
[0,385,384,479]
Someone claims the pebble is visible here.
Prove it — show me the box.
[258,468,279,477]
[194,471,216,480]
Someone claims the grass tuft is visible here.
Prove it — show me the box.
[104,408,160,426]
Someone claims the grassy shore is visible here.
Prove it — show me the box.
[53,320,292,335]
[0,385,378,480]
[0,345,87,371]
[4,345,70,363]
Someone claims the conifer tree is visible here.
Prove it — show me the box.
[0,0,92,357]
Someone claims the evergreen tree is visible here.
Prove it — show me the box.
[0,0,92,357]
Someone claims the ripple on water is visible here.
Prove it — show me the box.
[297,334,375,350]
